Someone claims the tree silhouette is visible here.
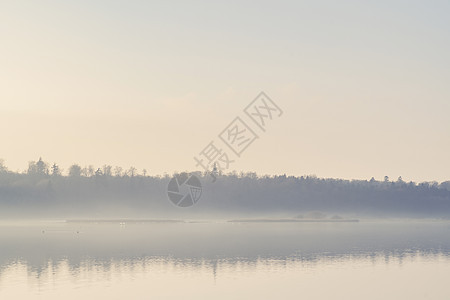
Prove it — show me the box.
[51,163,61,176]
[68,164,82,177]
[0,159,7,173]
[28,157,49,176]
[0,158,449,218]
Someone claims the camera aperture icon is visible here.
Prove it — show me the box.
[167,173,202,207]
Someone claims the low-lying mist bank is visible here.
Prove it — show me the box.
[0,221,449,278]
[0,171,449,219]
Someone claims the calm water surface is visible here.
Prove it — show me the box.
[0,221,449,299]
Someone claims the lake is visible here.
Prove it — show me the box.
[0,220,449,299]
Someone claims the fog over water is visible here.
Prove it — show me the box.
[2,0,450,298]
[0,221,449,299]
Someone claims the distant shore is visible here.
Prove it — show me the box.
[64,218,360,224]
[228,218,359,223]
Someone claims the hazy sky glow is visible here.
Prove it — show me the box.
[1,0,449,182]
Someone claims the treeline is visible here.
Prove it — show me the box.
[0,158,449,218]
[12,157,146,177]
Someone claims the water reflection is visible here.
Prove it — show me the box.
[0,221,449,299]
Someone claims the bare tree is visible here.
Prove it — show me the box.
[68,164,82,177]
[102,165,112,176]
[87,165,95,177]
[128,166,137,177]
[95,168,103,176]
[0,159,8,173]
[114,166,123,177]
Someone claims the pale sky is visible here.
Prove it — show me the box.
[1,0,449,182]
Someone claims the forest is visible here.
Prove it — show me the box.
[0,158,449,219]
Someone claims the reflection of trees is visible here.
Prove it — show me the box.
[0,223,449,281]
